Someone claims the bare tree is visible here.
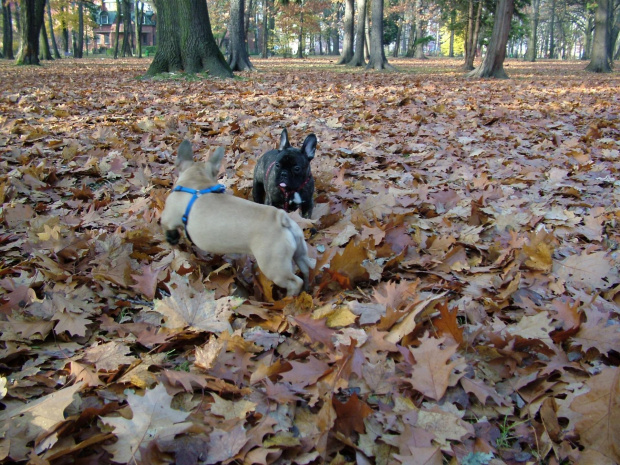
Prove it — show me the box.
[585,0,613,72]
[16,0,46,65]
[338,0,354,63]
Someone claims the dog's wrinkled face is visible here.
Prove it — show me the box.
[253,128,317,218]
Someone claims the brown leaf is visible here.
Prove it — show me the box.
[333,393,373,437]
[83,341,137,372]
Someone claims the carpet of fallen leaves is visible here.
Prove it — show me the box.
[0,57,619,465]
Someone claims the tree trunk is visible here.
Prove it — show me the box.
[585,0,612,72]
[261,0,270,58]
[582,12,594,60]
[39,13,52,59]
[393,17,402,57]
[244,0,253,48]
[113,0,121,58]
[75,1,84,58]
[297,9,303,58]
[463,0,481,69]
[147,0,232,77]
[331,8,340,55]
[60,4,69,55]
[120,0,132,56]
[448,10,455,57]
[3,1,14,59]
[16,0,46,65]
[413,0,425,58]
[347,0,367,66]
[46,0,61,58]
[228,0,254,70]
[523,0,539,61]
[135,1,144,58]
[549,0,556,58]
[366,0,393,69]
[338,0,354,63]
[467,0,514,78]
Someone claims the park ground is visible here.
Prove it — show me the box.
[0,57,618,464]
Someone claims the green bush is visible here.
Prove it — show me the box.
[145,46,157,57]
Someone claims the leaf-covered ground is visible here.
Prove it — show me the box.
[0,57,618,465]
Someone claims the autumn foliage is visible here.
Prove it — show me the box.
[0,58,619,465]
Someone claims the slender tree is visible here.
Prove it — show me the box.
[113,0,121,58]
[366,0,393,69]
[135,1,144,58]
[463,0,482,69]
[338,0,355,63]
[16,0,47,64]
[147,0,232,77]
[120,0,132,56]
[228,0,254,70]
[524,0,540,61]
[46,0,61,58]
[75,0,84,58]
[585,0,612,71]
[3,0,15,59]
[348,0,368,66]
[39,12,52,59]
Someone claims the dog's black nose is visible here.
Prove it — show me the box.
[166,230,181,245]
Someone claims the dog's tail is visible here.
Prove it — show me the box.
[279,211,316,268]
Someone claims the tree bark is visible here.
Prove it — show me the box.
[121,0,132,56]
[261,0,270,58]
[135,1,144,58]
[76,1,84,58]
[39,12,52,59]
[113,0,121,58]
[413,0,425,58]
[585,0,612,72]
[463,0,481,69]
[228,0,254,70]
[347,0,367,66]
[3,1,14,59]
[296,9,304,58]
[366,0,393,69]
[467,0,514,78]
[549,0,556,58]
[46,0,61,58]
[147,0,232,78]
[16,0,46,65]
[338,0,354,63]
[523,0,539,61]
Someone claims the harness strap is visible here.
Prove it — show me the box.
[173,184,225,244]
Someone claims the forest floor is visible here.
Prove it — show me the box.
[0,57,619,465]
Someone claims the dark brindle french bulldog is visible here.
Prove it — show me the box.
[161,140,315,296]
[253,128,317,218]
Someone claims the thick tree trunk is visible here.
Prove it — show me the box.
[366,0,393,69]
[585,0,612,72]
[463,0,481,69]
[582,13,593,60]
[39,14,52,59]
[46,0,61,58]
[467,0,514,78]
[121,0,132,56]
[347,0,367,66]
[16,0,46,65]
[228,0,254,70]
[338,0,354,63]
[147,0,232,77]
[3,1,15,59]
[524,0,539,61]
[413,0,425,59]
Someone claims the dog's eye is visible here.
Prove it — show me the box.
[275,163,281,169]
[293,166,302,173]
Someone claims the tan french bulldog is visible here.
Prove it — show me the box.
[161,140,316,296]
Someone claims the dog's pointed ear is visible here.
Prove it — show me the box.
[206,146,225,179]
[279,128,291,150]
[301,134,317,161]
[177,140,194,173]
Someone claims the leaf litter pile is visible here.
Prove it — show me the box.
[0,58,618,465]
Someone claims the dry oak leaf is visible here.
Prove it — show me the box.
[553,251,618,291]
[210,393,257,420]
[572,308,619,355]
[205,424,248,464]
[292,313,336,349]
[333,393,373,437]
[0,382,84,453]
[394,447,443,465]
[101,383,191,464]
[507,311,554,341]
[153,284,240,333]
[569,367,620,463]
[53,310,91,337]
[406,333,464,401]
[83,341,137,372]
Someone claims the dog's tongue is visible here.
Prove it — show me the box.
[280,183,287,188]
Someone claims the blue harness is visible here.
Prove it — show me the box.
[173,184,225,243]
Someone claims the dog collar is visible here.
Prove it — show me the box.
[173,184,225,243]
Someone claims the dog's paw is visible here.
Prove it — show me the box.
[166,230,181,245]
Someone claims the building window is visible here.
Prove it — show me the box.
[100,13,109,25]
